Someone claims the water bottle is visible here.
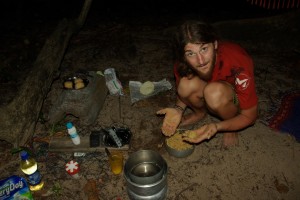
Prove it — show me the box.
[20,151,44,191]
[66,122,81,145]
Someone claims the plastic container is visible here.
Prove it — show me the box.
[104,68,123,95]
[0,175,33,200]
[66,122,80,145]
[65,160,80,179]
[20,151,44,191]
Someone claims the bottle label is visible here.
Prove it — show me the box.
[27,170,42,185]
[70,133,78,139]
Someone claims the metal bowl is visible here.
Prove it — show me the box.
[124,150,167,185]
[165,139,195,158]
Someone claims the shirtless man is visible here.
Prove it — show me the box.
[157,20,258,147]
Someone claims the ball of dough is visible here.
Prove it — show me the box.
[140,81,155,95]
[74,78,83,84]
[64,81,73,89]
[75,82,85,89]
[183,130,197,139]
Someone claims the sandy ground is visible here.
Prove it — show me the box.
[1,9,300,200]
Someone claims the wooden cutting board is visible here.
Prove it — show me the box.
[48,136,129,152]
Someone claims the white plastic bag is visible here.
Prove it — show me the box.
[129,79,172,104]
[104,68,123,95]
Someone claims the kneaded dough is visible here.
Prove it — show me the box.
[74,78,83,84]
[64,81,73,89]
[183,130,197,139]
[140,81,155,95]
[75,82,85,90]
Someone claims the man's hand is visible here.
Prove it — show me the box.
[182,123,218,143]
[156,108,183,136]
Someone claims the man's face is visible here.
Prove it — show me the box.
[184,41,218,81]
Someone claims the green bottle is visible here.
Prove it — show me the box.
[20,151,44,191]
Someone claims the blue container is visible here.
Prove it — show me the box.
[0,175,33,200]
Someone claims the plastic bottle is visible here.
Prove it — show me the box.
[66,122,81,145]
[20,151,44,191]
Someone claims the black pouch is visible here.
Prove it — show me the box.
[89,130,102,147]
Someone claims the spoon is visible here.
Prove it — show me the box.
[105,148,114,160]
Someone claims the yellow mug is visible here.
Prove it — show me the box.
[108,151,124,175]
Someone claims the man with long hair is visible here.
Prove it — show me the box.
[157,20,258,147]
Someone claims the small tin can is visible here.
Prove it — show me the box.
[65,160,80,179]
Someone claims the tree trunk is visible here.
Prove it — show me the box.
[0,0,93,146]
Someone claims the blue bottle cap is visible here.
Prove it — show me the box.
[66,122,73,129]
[20,151,29,160]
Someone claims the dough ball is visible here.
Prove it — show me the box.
[183,130,197,139]
[140,81,154,95]
[64,81,73,89]
[75,82,85,89]
[74,78,83,84]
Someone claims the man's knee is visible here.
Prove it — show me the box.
[177,77,206,98]
[204,82,233,110]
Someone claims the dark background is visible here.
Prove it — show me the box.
[0,0,296,89]
[0,0,291,24]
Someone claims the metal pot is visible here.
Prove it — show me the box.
[124,150,168,199]
[165,139,195,158]
[124,150,167,185]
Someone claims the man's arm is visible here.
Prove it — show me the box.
[183,104,257,143]
[174,98,187,112]
[216,105,258,132]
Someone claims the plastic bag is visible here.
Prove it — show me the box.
[104,68,123,96]
[129,79,172,104]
